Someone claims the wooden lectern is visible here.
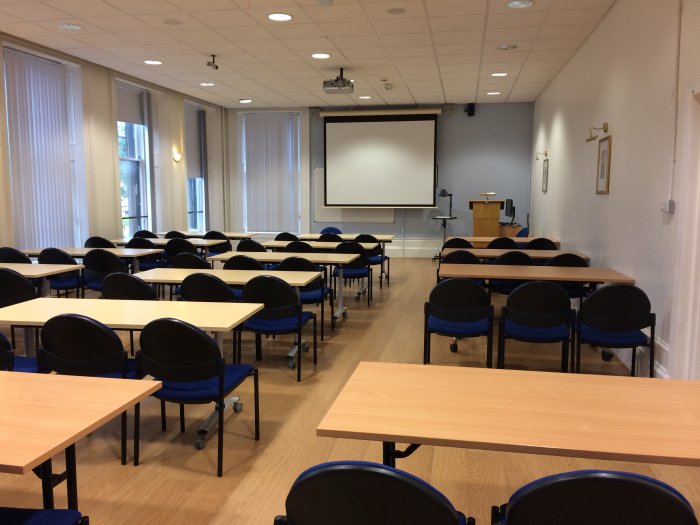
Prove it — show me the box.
[469,200,504,236]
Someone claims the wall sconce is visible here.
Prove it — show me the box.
[172,149,182,162]
[536,150,548,161]
[586,122,609,142]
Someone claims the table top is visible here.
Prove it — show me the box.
[450,236,561,247]
[111,238,226,248]
[0,297,263,332]
[22,247,163,258]
[156,231,255,239]
[0,262,84,277]
[438,263,634,283]
[0,371,161,474]
[299,233,395,242]
[441,248,589,261]
[262,240,378,251]
[137,268,322,287]
[318,362,700,466]
[208,251,359,266]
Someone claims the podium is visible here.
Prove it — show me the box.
[469,200,504,236]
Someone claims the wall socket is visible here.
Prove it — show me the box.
[660,199,676,213]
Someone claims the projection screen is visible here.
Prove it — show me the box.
[324,114,437,207]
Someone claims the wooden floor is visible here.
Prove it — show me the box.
[1,257,699,523]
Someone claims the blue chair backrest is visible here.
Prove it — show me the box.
[320,226,342,234]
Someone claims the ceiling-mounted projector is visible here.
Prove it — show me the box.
[323,67,353,94]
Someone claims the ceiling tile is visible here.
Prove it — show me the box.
[45,0,123,17]
[432,30,483,46]
[545,7,608,25]
[425,0,486,17]
[103,0,174,15]
[372,18,430,35]
[0,2,70,21]
[429,15,485,32]
[487,12,548,29]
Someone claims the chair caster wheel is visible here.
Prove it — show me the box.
[194,437,206,450]
[355,294,361,301]
[601,350,614,361]
[301,341,309,352]
[450,343,458,353]
[287,357,296,369]
[233,401,243,413]
[342,311,348,319]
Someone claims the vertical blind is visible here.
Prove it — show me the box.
[3,48,75,248]
[184,104,204,179]
[242,112,300,232]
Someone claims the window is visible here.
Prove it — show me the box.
[3,47,86,248]
[241,112,301,233]
[116,82,151,237]
[185,104,207,231]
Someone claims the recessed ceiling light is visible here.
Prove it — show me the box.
[486,91,502,96]
[144,60,162,65]
[387,7,406,15]
[239,99,252,104]
[497,44,518,51]
[200,82,215,87]
[359,95,371,100]
[507,0,534,8]
[59,23,82,31]
[491,72,508,77]
[268,13,292,21]
[312,53,331,59]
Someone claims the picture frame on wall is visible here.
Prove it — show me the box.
[596,135,612,194]
[542,158,549,193]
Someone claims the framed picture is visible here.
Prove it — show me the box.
[596,135,612,194]
[542,158,549,193]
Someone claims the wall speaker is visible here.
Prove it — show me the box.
[465,103,475,116]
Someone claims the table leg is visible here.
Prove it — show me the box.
[132,257,140,273]
[40,459,54,509]
[23,326,36,357]
[334,265,347,321]
[65,444,78,510]
[382,441,421,467]
[40,277,50,297]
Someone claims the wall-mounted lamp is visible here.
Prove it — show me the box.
[172,149,182,162]
[586,122,609,143]
[536,150,548,160]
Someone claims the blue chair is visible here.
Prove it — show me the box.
[275,232,299,241]
[515,227,529,237]
[575,284,655,377]
[164,230,187,239]
[319,232,342,242]
[39,313,138,464]
[0,330,39,372]
[544,253,592,303]
[320,226,341,234]
[424,278,493,367]
[169,252,211,299]
[524,237,557,250]
[134,318,259,477]
[486,237,518,249]
[163,238,198,267]
[82,249,126,296]
[438,249,482,284]
[223,255,265,299]
[442,238,473,249]
[275,460,474,525]
[0,507,87,524]
[241,275,317,382]
[333,241,372,306]
[356,234,390,288]
[0,268,38,355]
[277,256,334,340]
[489,251,535,297]
[203,230,232,255]
[83,236,116,248]
[180,272,236,303]
[492,470,698,525]
[38,248,82,297]
[237,239,267,252]
[497,281,574,372]
[133,229,158,238]
[124,237,162,271]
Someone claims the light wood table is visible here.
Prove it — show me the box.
[438,263,634,284]
[299,234,394,281]
[157,231,256,240]
[111,237,226,256]
[318,362,700,467]
[22,247,163,273]
[0,297,263,354]
[262,240,378,251]
[0,263,84,296]
[136,268,322,288]
[0,371,160,510]
[441,248,589,262]
[450,236,561,248]
[209,251,360,320]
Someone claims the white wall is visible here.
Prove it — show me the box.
[531,0,680,374]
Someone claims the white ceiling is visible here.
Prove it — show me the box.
[0,0,615,108]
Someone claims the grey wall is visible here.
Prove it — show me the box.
[309,102,533,239]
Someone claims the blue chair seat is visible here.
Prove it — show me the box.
[84,279,105,291]
[0,507,83,525]
[580,324,647,347]
[49,275,80,290]
[232,287,243,300]
[428,315,490,337]
[137,260,161,271]
[299,288,329,303]
[334,267,369,278]
[505,320,570,342]
[368,254,388,265]
[244,312,314,334]
[13,356,40,373]
[157,364,254,402]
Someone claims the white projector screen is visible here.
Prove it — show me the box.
[324,115,437,207]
